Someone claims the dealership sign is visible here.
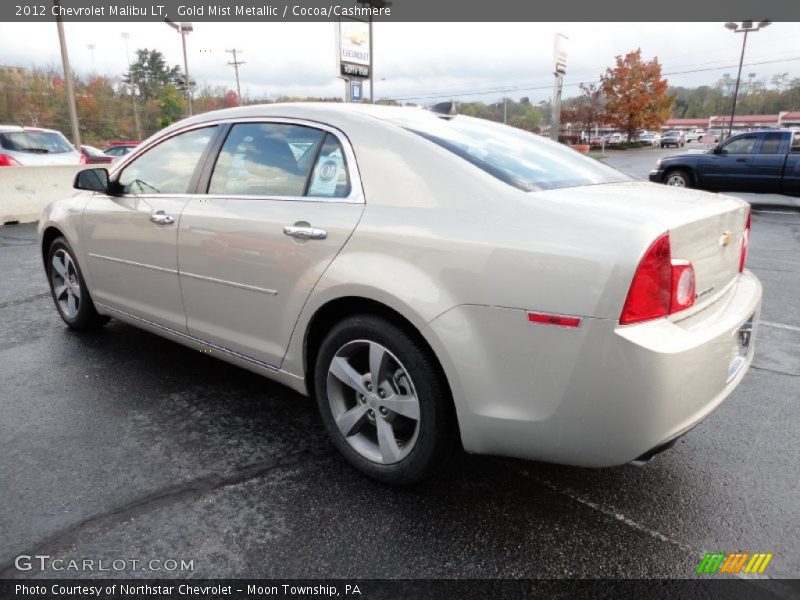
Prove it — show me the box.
[341,63,369,78]
[339,20,370,79]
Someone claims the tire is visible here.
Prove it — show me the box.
[314,314,456,485]
[46,237,109,330]
[664,169,692,188]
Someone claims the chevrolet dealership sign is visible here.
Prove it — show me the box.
[339,20,370,78]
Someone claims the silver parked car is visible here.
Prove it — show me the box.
[0,126,84,166]
[39,104,761,484]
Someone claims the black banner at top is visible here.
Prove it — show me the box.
[3,0,800,22]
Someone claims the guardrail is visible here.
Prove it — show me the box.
[1,165,85,224]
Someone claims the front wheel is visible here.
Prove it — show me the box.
[314,315,456,485]
[665,170,692,188]
[47,237,109,330]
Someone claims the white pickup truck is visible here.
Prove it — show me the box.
[685,129,709,143]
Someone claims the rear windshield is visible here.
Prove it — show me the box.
[0,131,73,154]
[402,115,631,191]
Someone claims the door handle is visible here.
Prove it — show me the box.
[150,211,175,225]
[283,225,327,240]
[736,158,748,163]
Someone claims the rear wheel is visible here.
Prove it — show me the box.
[46,237,109,330]
[314,314,456,485]
[665,169,692,188]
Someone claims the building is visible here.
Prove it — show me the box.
[663,112,800,132]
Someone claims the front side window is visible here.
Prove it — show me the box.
[722,135,756,155]
[209,123,325,197]
[398,115,631,191]
[118,127,216,195]
[758,133,784,154]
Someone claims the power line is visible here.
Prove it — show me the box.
[226,49,245,105]
[385,55,800,103]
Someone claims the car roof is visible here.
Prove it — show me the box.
[0,125,63,134]
[161,102,451,138]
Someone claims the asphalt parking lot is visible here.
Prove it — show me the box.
[1,172,798,581]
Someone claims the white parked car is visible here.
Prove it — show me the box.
[0,126,84,166]
[639,132,661,147]
[39,104,761,484]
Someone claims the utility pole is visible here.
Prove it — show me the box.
[53,0,80,148]
[122,32,142,140]
[226,49,245,105]
[550,33,568,142]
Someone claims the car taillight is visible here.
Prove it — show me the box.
[739,209,751,273]
[620,233,696,325]
[0,153,21,166]
[78,154,88,165]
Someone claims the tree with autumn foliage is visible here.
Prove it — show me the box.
[602,49,673,141]
[561,82,606,137]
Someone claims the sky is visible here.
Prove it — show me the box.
[0,21,798,104]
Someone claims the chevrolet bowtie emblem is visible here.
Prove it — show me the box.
[719,231,733,247]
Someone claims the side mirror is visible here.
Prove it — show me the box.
[713,146,723,155]
[74,168,109,193]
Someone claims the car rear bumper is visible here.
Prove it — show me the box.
[423,270,762,467]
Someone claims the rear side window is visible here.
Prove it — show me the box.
[0,131,73,154]
[403,115,630,191]
[758,133,784,154]
[791,132,800,153]
[118,126,216,195]
[209,123,325,197]
[307,134,351,198]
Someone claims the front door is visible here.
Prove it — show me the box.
[178,121,364,368]
[696,134,757,191]
[82,126,218,331]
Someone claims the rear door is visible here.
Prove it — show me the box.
[697,133,757,191]
[783,131,800,196]
[749,132,787,193]
[178,120,364,369]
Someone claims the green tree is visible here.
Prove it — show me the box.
[125,49,182,101]
[156,84,186,127]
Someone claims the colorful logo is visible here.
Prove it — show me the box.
[696,552,773,575]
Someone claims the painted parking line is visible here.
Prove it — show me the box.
[760,320,800,333]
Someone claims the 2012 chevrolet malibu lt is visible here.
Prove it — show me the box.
[39,104,761,484]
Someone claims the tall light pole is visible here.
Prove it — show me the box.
[53,0,80,148]
[165,19,194,116]
[226,49,245,105]
[550,33,568,141]
[121,32,142,139]
[724,20,770,138]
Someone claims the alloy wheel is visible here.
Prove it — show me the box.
[326,340,421,464]
[51,249,81,319]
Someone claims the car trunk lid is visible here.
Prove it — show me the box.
[536,181,749,308]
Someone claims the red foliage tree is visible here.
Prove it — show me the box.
[602,49,673,141]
